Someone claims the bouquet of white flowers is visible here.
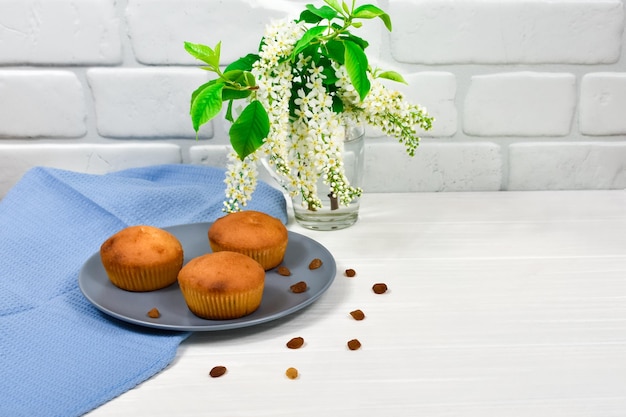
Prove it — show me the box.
[185,0,433,213]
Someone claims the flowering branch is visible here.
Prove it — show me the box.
[185,0,434,213]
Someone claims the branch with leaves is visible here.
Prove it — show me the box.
[185,0,433,212]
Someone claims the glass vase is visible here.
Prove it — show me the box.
[261,124,365,231]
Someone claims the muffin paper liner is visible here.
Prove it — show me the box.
[209,242,287,270]
[179,283,264,319]
[104,261,182,291]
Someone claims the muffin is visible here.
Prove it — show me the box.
[100,225,184,291]
[208,210,288,270]
[177,251,265,319]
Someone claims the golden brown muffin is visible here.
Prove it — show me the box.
[177,251,265,319]
[100,225,184,291]
[208,210,288,270]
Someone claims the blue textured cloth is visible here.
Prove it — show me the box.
[0,164,286,417]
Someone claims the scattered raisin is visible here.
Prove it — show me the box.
[349,309,365,321]
[372,283,388,294]
[147,308,160,318]
[347,339,362,350]
[308,258,323,270]
[286,336,304,349]
[290,281,308,293]
[209,366,227,378]
[285,367,299,379]
[277,266,291,276]
[344,268,356,277]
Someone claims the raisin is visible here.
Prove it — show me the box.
[372,283,388,294]
[285,367,299,379]
[286,336,304,349]
[147,307,160,318]
[308,258,323,270]
[277,266,291,276]
[345,268,356,277]
[290,281,307,293]
[209,366,227,378]
[347,339,362,351]
[349,309,365,321]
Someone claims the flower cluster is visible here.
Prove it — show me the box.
[337,66,433,157]
[186,1,434,213]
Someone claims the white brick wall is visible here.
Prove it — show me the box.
[0,0,122,65]
[126,0,294,65]
[464,72,577,137]
[579,72,626,135]
[509,143,626,190]
[390,0,624,64]
[86,68,213,138]
[0,0,625,198]
[0,70,87,137]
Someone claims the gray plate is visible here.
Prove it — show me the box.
[78,222,336,331]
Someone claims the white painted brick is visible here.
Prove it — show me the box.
[0,70,86,138]
[579,73,626,136]
[188,144,230,167]
[86,68,213,138]
[508,142,626,190]
[364,142,502,192]
[464,72,576,136]
[126,0,299,65]
[0,143,182,198]
[389,0,624,64]
[0,0,121,65]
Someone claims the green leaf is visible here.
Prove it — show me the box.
[379,13,393,31]
[219,69,256,100]
[190,82,224,132]
[291,25,328,59]
[339,33,369,50]
[222,88,251,101]
[341,1,350,15]
[332,95,344,113]
[222,69,244,82]
[322,66,339,84]
[298,9,324,24]
[243,71,256,87]
[229,100,270,160]
[225,100,235,123]
[222,69,256,87]
[325,39,345,64]
[352,4,392,31]
[315,55,339,83]
[330,21,343,31]
[214,42,222,64]
[305,4,339,20]
[184,41,221,69]
[343,40,370,101]
[191,79,217,104]
[377,70,407,84]
[323,0,344,14]
[225,53,259,72]
[303,43,322,65]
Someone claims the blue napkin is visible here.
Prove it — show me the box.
[0,164,286,417]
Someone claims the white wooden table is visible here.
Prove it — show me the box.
[87,191,626,417]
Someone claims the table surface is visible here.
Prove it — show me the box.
[86,190,626,417]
